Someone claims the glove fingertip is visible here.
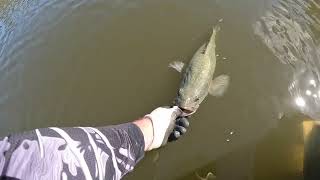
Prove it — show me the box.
[177,118,190,128]
[168,131,180,142]
[175,125,187,134]
[173,106,183,116]
[174,130,181,138]
[182,119,190,127]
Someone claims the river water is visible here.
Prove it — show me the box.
[1,0,320,179]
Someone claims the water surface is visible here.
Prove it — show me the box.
[1,0,320,179]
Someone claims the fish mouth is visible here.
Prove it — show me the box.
[173,98,197,116]
[179,107,195,116]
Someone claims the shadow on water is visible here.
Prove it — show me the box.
[1,0,320,179]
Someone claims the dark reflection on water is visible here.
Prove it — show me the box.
[0,0,320,179]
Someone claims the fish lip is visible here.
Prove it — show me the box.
[179,107,196,116]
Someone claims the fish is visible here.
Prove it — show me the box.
[169,27,230,115]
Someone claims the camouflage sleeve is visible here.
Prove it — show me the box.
[0,123,145,180]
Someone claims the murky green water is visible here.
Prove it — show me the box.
[1,0,320,179]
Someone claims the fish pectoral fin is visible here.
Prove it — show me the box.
[168,61,185,73]
[208,74,230,97]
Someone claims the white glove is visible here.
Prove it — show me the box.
[144,106,182,151]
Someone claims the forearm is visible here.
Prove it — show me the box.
[0,123,145,180]
[133,118,154,151]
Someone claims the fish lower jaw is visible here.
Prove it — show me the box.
[179,107,196,116]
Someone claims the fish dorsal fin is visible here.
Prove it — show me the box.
[201,43,208,54]
[208,74,230,97]
[193,43,207,60]
[168,61,185,73]
[204,27,219,58]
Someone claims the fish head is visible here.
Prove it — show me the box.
[174,86,208,115]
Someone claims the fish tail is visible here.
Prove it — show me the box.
[211,25,220,42]
[213,25,221,34]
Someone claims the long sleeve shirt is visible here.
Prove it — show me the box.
[0,123,145,180]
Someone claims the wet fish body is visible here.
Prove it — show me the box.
[170,27,230,114]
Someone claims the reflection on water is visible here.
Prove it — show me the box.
[255,0,320,179]
[254,0,320,119]
[0,0,88,70]
[0,0,320,179]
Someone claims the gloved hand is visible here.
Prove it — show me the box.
[168,116,189,142]
[144,106,189,151]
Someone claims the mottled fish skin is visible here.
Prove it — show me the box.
[174,27,218,113]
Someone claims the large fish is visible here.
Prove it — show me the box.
[170,27,230,115]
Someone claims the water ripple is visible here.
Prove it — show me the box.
[254,0,320,119]
[0,0,94,72]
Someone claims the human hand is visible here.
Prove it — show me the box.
[144,106,189,151]
[168,116,189,142]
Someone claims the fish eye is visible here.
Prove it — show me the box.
[195,97,200,102]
